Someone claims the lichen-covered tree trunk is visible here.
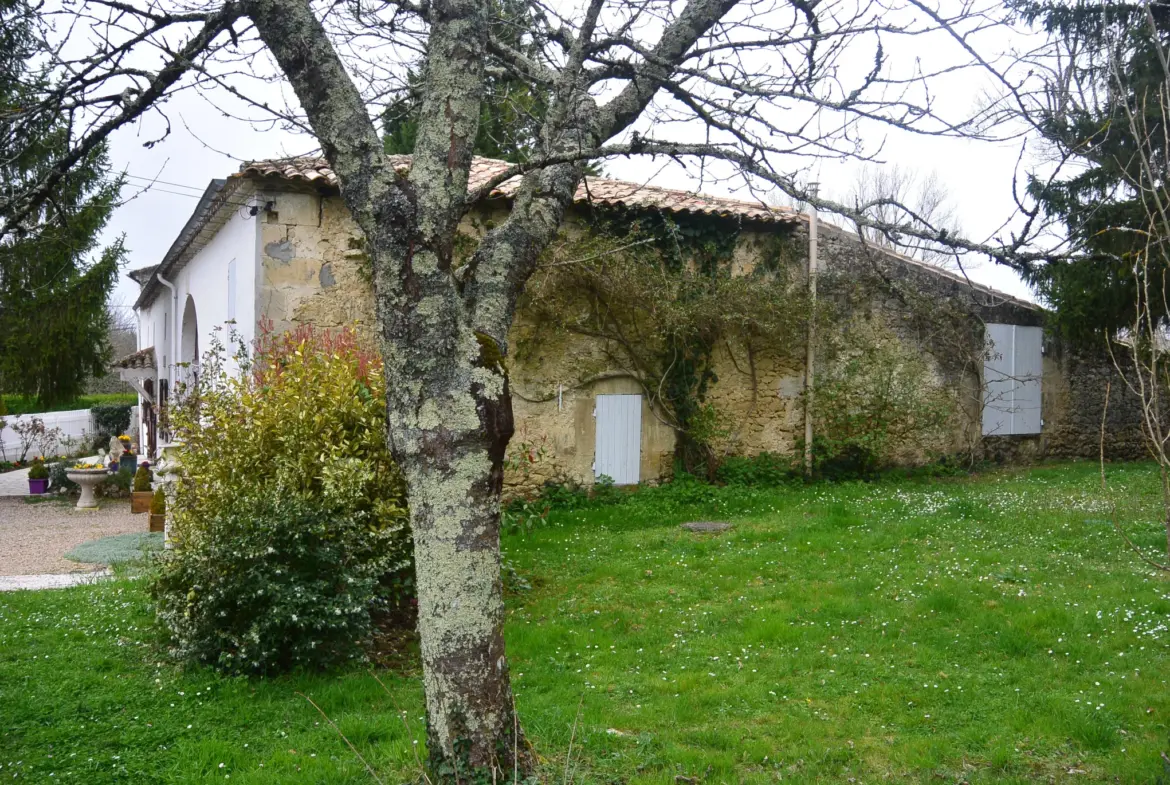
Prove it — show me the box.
[248,0,736,775]
[248,0,532,777]
[389,353,525,775]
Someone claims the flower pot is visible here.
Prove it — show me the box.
[28,478,48,495]
[119,454,137,473]
[131,491,153,514]
[149,513,165,532]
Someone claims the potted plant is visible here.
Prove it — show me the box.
[117,435,137,473]
[149,488,166,532]
[131,464,153,513]
[27,460,49,495]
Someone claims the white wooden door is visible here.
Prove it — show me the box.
[594,394,642,485]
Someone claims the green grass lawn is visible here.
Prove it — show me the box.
[2,462,1169,783]
[1,393,137,416]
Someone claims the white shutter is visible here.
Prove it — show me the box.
[982,324,1043,435]
[982,323,1014,436]
[1012,326,1043,434]
[594,394,642,485]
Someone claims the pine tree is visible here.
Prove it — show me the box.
[0,0,124,406]
[383,0,547,162]
[1017,0,1170,339]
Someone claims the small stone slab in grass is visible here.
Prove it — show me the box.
[680,521,733,533]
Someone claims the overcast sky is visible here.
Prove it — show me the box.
[102,6,1045,316]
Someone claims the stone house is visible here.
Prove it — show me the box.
[115,156,1144,484]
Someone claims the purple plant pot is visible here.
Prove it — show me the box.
[28,478,48,495]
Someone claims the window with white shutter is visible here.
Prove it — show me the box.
[982,324,1043,436]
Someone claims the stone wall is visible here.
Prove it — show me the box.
[809,221,1150,463]
[814,220,1037,462]
[508,373,677,495]
[1041,343,1148,461]
[702,341,804,458]
[256,189,376,338]
[249,181,1150,493]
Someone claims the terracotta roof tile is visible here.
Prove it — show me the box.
[113,346,156,371]
[237,155,796,225]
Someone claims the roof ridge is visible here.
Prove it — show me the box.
[237,155,797,223]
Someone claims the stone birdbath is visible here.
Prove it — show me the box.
[66,467,109,509]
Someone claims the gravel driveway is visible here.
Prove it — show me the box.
[0,497,149,576]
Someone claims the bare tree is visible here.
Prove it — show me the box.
[850,164,963,266]
[1101,24,1170,570]
[1,0,1062,777]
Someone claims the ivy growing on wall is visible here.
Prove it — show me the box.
[812,235,1002,469]
[519,207,809,475]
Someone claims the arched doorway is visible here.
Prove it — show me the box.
[179,295,199,388]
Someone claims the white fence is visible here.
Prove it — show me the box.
[0,406,139,461]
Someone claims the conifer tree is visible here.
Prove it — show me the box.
[0,0,124,406]
[1016,0,1170,339]
[383,0,546,161]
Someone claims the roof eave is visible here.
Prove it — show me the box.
[134,178,230,310]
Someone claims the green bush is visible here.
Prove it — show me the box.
[151,490,399,673]
[48,461,77,493]
[90,430,113,454]
[2,393,135,416]
[537,480,591,510]
[132,464,153,492]
[589,473,623,504]
[809,324,956,480]
[716,452,795,486]
[149,324,410,673]
[90,404,132,437]
[151,487,165,515]
[27,461,49,481]
[100,467,133,498]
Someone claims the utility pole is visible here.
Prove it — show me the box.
[803,183,819,477]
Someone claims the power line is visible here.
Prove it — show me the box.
[121,181,261,212]
[123,173,211,192]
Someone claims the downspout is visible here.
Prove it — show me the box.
[803,184,819,477]
[156,272,178,388]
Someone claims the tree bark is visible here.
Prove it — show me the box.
[395,352,525,777]
[248,0,530,778]
[247,0,741,776]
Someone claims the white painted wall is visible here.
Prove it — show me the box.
[129,204,260,452]
[134,206,260,382]
[0,407,140,460]
[139,292,171,367]
[173,208,260,372]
